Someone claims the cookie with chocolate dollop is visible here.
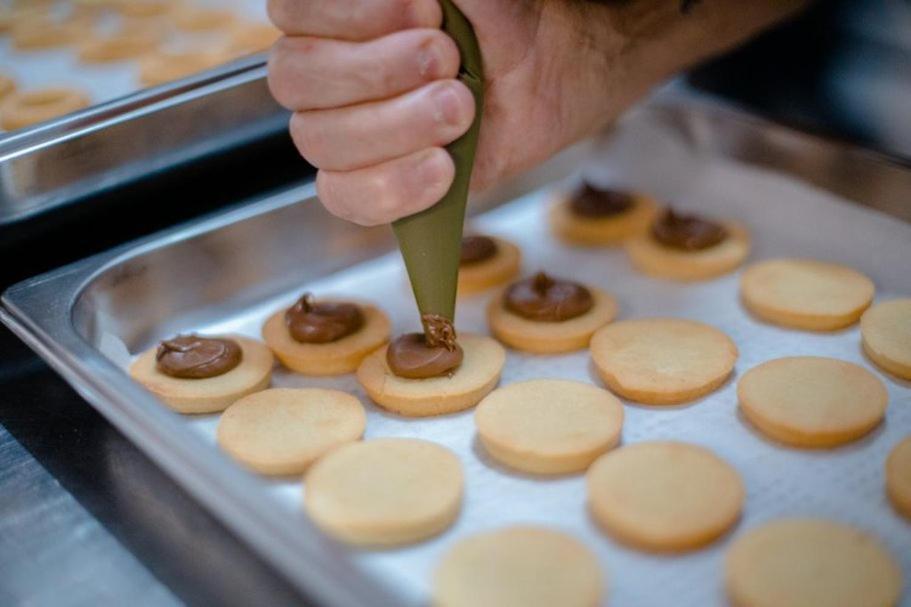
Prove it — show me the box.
[457,234,522,296]
[357,315,505,417]
[626,208,751,281]
[488,271,618,353]
[262,293,390,376]
[130,334,273,414]
[550,183,657,246]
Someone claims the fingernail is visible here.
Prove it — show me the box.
[418,148,452,192]
[418,42,438,79]
[431,83,462,126]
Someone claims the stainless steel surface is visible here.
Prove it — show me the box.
[0,57,287,226]
[0,428,181,607]
[3,96,910,605]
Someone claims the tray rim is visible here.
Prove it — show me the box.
[4,94,911,605]
[0,182,404,606]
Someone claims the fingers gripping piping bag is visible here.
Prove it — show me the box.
[392,0,484,325]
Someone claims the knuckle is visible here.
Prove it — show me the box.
[315,171,352,221]
[266,44,296,108]
[421,148,454,191]
[266,0,293,31]
[289,112,325,166]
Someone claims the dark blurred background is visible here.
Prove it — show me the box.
[692,0,911,163]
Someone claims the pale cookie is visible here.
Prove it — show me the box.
[118,0,175,18]
[550,191,657,247]
[458,237,521,296]
[626,221,750,281]
[725,518,902,607]
[487,286,618,354]
[475,379,624,474]
[0,75,15,101]
[862,299,911,379]
[262,302,390,376]
[741,258,875,330]
[433,526,604,607]
[590,318,737,405]
[357,333,505,417]
[11,19,81,50]
[587,441,744,551]
[304,438,462,546]
[78,27,161,62]
[217,388,365,476]
[139,49,231,86]
[226,21,282,56]
[173,7,236,32]
[129,335,273,414]
[886,435,911,520]
[0,88,91,131]
[738,356,887,448]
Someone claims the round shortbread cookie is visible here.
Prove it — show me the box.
[550,191,657,247]
[11,19,81,50]
[487,286,618,354]
[0,75,15,100]
[458,237,521,296]
[862,299,911,379]
[129,335,274,414]
[587,441,744,551]
[262,302,390,376]
[304,438,462,546]
[357,333,505,417]
[626,221,750,281]
[0,88,91,131]
[590,318,737,405]
[217,388,365,476]
[738,356,887,448]
[886,435,911,520]
[433,526,604,607]
[475,379,624,474]
[740,258,875,330]
[227,21,282,57]
[173,7,236,31]
[139,49,231,86]
[725,519,902,607]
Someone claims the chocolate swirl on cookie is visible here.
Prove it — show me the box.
[460,235,498,265]
[156,334,242,379]
[650,208,727,250]
[386,314,464,379]
[285,293,364,344]
[505,272,594,322]
[569,184,635,218]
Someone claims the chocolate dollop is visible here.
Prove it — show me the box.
[386,314,464,379]
[156,335,242,379]
[569,184,635,218]
[460,235,498,265]
[285,293,364,344]
[650,208,727,250]
[504,272,594,322]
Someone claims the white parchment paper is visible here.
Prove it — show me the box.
[178,132,911,606]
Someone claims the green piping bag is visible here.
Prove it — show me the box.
[392,0,484,324]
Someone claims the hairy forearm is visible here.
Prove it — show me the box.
[612,0,811,83]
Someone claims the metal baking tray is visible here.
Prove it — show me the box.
[0,0,284,225]
[3,95,910,606]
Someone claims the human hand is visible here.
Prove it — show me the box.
[267,0,806,226]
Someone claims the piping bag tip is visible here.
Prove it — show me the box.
[392,0,483,329]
